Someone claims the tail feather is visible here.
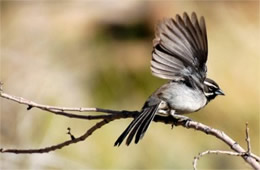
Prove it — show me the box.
[126,109,151,145]
[135,108,157,143]
[114,110,147,146]
[114,101,161,146]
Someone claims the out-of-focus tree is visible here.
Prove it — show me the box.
[1,1,259,169]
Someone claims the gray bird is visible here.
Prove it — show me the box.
[114,12,224,146]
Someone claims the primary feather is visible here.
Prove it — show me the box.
[151,12,208,86]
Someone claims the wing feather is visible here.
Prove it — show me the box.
[153,48,184,69]
[183,12,201,51]
[151,12,208,83]
[199,16,208,57]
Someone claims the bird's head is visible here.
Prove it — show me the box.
[204,78,224,101]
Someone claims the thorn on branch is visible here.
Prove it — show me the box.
[205,128,211,134]
[67,127,75,140]
[27,105,33,110]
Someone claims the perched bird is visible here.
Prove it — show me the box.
[114,12,224,146]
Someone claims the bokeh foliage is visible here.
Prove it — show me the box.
[1,1,259,169]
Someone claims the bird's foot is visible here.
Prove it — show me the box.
[171,114,190,121]
[171,114,191,127]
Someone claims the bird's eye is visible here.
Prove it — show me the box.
[208,87,214,91]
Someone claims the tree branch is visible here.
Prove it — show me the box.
[0,119,112,154]
[193,150,245,170]
[0,84,259,169]
[0,90,132,116]
[193,123,260,169]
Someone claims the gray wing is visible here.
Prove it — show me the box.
[151,12,208,85]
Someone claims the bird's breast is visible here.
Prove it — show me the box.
[158,82,207,114]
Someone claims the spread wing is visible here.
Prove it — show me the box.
[151,12,208,86]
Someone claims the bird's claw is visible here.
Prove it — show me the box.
[171,114,191,127]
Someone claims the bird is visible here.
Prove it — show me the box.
[114,12,224,146]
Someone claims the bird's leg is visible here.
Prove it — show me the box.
[157,109,168,116]
[170,110,191,127]
[170,110,189,120]
[157,101,169,116]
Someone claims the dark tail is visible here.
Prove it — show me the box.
[114,103,160,146]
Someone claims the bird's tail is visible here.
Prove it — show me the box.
[114,103,160,146]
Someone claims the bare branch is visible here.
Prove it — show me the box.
[193,150,245,170]
[244,123,260,165]
[0,90,137,120]
[192,122,260,170]
[0,85,259,169]
[0,119,113,154]
[0,90,125,114]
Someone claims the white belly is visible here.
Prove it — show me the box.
[157,82,207,114]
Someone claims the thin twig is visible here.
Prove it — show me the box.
[0,119,113,154]
[193,150,245,170]
[245,122,252,153]
[0,91,137,120]
[0,91,125,115]
[67,127,75,140]
[192,123,260,170]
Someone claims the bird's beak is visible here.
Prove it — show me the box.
[216,89,225,96]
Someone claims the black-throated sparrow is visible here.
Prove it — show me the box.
[114,12,224,146]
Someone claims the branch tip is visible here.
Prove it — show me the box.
[67,127,75,140]
[193,150,248,170]
[0,82,3,92]
[245,122,251,154]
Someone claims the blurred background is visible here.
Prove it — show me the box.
[0,1,259,169]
